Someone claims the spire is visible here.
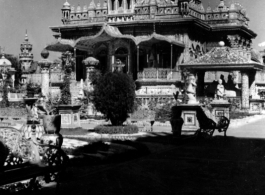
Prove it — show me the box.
[25,30,29,42]
[63,0,71,9]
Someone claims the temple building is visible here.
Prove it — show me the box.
[46,0,265,109]
[19,32,38,84]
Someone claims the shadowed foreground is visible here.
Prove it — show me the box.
[34,133,265,195]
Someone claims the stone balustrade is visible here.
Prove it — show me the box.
[0,93,25,102]
[137,68,180,80]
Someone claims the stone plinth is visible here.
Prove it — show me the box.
[210,100,230,121]
[249,99,264,114]
[57,105,81,129]
[171,104,202,133]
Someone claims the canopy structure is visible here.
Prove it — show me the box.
[45,38,75,52]
[180,46,264,71]
[180,45,265,109]
[75,24,136,51]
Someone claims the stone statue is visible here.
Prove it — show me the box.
[215,79,225,100]
[26,103,39,121]
[184,74,198,104]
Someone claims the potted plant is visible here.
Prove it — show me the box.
[37,94,63,147]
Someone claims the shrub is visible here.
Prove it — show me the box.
[91,72,136,126]
[94,125,138,134]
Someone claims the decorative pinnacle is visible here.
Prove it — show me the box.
[25,30,29,41]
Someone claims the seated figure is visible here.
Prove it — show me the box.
[215,79,225,100]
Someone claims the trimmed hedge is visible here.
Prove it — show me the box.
[94,125,138,134]
[91,72,136,126]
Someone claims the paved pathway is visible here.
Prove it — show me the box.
[214,116,265,138]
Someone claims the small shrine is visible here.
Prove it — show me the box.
[180,42,265,109]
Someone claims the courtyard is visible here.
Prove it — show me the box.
[1,0,265,194]
[32,115,265,195]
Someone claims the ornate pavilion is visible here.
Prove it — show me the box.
[46,0,265,109]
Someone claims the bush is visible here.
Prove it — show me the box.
[94,125,138,134]
[91,72,136,126]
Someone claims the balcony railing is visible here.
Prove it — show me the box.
[137,68,181,80]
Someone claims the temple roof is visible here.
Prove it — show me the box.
[75,24,134,51]
[46,24,184,52]
[180,46,265,71]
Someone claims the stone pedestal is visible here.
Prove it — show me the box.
[210,100,231,121]
[249,99,264,114]
[171,105,201,133]
[57,105,81,129]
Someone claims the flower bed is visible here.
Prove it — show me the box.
[94,125,138,134]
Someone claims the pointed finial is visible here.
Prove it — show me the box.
[25,30,29,41]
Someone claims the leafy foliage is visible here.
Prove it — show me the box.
[59,71,71,105]
[59,52,74,105]
[91,72,136,126]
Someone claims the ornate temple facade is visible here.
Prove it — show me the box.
[46,0,265,109]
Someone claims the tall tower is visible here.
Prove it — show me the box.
[19,31,33,72]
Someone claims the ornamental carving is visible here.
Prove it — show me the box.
[187,46,251,65]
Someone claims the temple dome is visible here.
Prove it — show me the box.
[63,1,70,9]
[0,55,12,66]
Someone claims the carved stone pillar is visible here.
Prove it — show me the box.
[241,71,249,109]
[41,68,50,97]
[39,49,52,98]
[249,70,257,98]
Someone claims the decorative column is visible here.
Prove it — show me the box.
[38,49,52,98]
[83,57,99,90]
[249,70,257,98]
[115,0,118,10]
[83,57,99,116]
[241,71,250,109]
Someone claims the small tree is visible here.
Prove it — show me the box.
[91,72,135,126]
[59,52,74,105]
